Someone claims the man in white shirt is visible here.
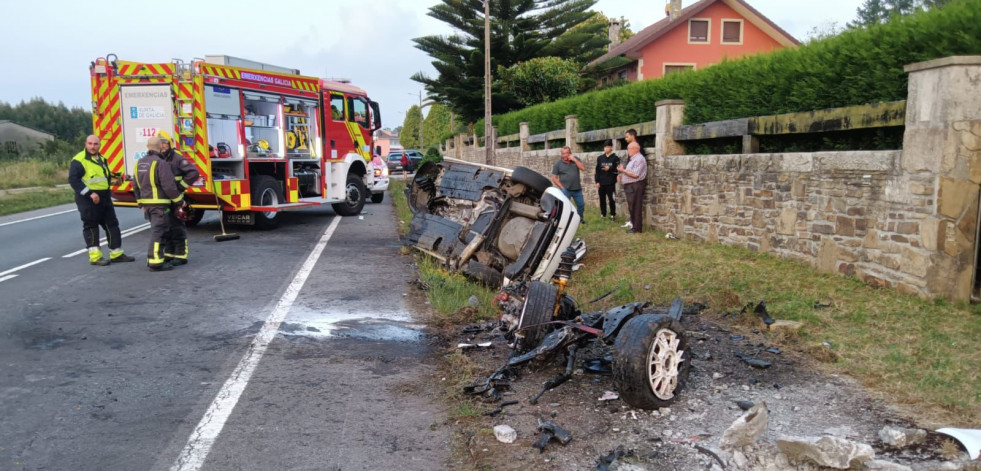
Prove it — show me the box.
[617,142,647,233]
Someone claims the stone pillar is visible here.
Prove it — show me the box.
[565,115,580,153]
[520,122,530,152]
[903,56,981,301]
[454,133,465,159]
[655,100,685,160]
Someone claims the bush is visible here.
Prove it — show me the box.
[421,145,443,167]
[481,0,981,138]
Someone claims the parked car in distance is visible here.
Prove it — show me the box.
[387,149,424,173]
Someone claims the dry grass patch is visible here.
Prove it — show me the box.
[0,160,69,189]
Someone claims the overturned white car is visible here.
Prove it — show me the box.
[407,159,581,286]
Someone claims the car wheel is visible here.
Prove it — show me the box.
[613,315,690,410]
[515,281,558,353]
[331,173,366,216]
[511,166,552,194]
[371,192,384,204]
[250,175,283,230]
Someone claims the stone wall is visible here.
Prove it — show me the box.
[445,56,981,301]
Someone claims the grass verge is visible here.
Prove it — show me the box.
[0,187,74,216]
[0,160,70,189]
[570,208,980,427]
[390,179,980,427]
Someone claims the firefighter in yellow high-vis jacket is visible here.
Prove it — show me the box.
[67,135,136,266]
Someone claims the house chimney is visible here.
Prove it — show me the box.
[609,20,622,47]
[667,0,682,20]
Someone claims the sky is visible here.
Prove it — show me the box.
[0,0,862,131]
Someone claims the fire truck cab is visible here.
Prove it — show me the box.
[89,54,382,228]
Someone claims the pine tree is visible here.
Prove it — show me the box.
[412,0,598,123]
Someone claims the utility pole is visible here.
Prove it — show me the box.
[418,90,424,149]
[484,0,493,165]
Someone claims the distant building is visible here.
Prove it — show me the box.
[0,120,54,155]
[589,0,798,84]
[373,129,401,156]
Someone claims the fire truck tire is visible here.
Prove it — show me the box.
[371,192,384,204]
[332,173,366,216]
[185,207,205,227]
[511,166,551,195]
[612,315,690,410]
[251,175,283,230]
[515,280,558,353]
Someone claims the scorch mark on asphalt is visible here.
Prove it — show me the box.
[170,216,342,471]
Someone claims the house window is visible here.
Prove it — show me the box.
[618,70,627,80]
[4,141,17,154]
[664,64,695,75]
[689,19,709,43]
[722,19,743,44]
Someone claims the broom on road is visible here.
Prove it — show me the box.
[212,177,240,242]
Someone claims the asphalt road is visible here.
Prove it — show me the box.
[0,199,449,470]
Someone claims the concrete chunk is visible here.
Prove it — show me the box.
[776,435,874,469]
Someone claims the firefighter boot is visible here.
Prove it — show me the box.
[109,250,135,263]
[89,247,109,266]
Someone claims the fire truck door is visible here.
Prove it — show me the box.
[346,96,372,160]
[323,93,353,160]
[119,84,174,176]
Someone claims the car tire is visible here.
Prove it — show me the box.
[371,192,384,204]
[511,166,552,194]
[612,315,690,410]
[515,280,558,353]
[331,173,366,216]
[250,175,283,230]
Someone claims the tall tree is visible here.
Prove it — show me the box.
[401,105,422,149]
[412,0,597,123]
[422,102,453,148]
[848,0,952,27]
[498,57,582,106]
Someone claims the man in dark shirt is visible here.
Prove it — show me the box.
[595,139,620,222]
[551,146,586,222]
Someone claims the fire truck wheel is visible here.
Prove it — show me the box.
[612,315,690,410]
[251,175,283,229]
[332,173,366,216]
[185,207,205,227]
[515,280,558,353]
[371,192,384,204]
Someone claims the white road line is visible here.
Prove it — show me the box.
[170,216,342,471]
[0,209,75,228]
[0,275,18,283]
[62,223,151,258]
[0,257,52,277]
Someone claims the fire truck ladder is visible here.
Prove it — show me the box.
[174,60,196,156]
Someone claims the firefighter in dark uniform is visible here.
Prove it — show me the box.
[67,134,136,266]
[157,131,200,265]
[136,136,182,272]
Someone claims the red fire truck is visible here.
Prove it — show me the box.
[89,54,381,228]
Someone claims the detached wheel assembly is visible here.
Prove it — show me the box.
[613,315,690,409]
[515,281,558,353]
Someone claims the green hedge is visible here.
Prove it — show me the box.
[484,0,981,137]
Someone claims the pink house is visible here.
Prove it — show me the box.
[373,129,401,156]
[590,0,799,84]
